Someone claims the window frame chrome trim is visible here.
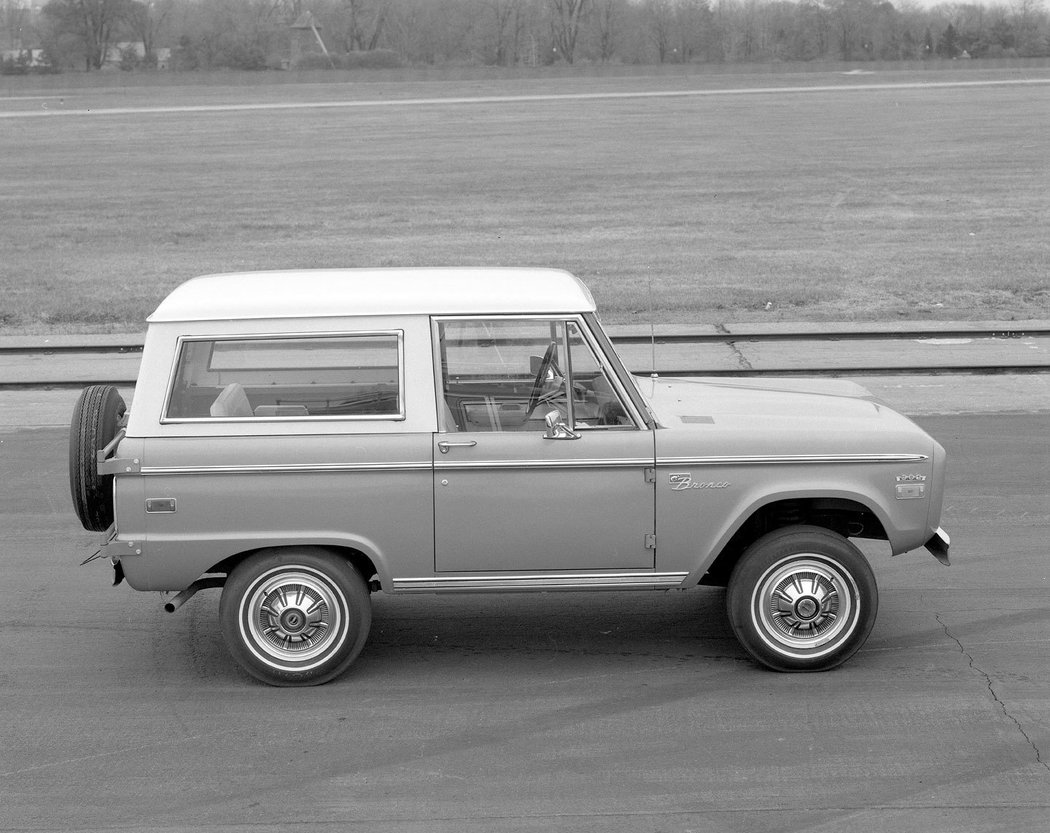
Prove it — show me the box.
[581,312,658,429]
[431,314,648,433]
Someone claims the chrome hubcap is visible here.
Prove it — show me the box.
[753,556,857,658]
[241,568,346,669]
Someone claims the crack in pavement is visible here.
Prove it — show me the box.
[714,325,755,371]
[936,612,1050,774]
[729,341,755,371]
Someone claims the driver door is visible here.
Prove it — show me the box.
[433,317,655,573]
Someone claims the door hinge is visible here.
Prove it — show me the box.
[644,533,657,550]
[643,467,656,484]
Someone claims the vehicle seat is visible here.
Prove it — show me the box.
[591,373,628,425]
[210,382,253,418]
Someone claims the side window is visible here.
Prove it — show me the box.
[565,322,634,428]
[165,333,403,421]
[437,318,633,432]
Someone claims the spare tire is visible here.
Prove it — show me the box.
[69,385,127,532]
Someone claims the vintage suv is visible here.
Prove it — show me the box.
[69,268,950,686]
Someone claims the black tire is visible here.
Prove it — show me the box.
[69,384,126,532]
[219,549,371,686]
[726,525,878,672]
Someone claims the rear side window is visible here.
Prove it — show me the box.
[164,333,404,421]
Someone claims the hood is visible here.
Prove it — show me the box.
[636,375,932,459]
[638,375,890,426]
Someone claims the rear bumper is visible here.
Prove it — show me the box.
[925,527,951,566]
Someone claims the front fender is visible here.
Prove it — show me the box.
[678,486,898,587]
[655,465,934,582]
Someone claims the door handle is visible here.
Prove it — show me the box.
[437,440,478,454]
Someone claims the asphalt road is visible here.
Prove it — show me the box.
[1,394,1047,831]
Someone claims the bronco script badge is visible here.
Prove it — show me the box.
[669,473,730,491]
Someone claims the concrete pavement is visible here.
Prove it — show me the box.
[1,321,1048,427]
[2,322,1047,388]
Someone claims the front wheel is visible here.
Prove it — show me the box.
[219,549,371,686]
[726,526,877,672]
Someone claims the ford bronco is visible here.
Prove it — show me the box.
[70,268,950,685]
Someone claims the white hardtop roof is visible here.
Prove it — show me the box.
[148,268,597,323]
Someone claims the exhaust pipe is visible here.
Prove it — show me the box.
[164,576,226,613]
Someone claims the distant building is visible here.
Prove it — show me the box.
[1,47,48,68]
[101,42,172,69]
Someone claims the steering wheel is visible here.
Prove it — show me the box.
[527,341,559,416]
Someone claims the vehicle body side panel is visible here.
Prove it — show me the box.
[433,429,655,572]
[117,433,433,591]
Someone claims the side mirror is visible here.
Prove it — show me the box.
[544,411,580,440]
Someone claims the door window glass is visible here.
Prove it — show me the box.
[437,318,633,432]
[565,322,633,427]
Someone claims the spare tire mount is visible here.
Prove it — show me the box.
[69,384,127,532]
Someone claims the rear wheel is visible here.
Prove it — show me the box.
[219,549,371,686]
[69,384,126,532]
[726,526,877,672]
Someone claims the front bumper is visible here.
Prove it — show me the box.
[925,527,951,566]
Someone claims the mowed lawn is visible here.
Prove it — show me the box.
[2,68,1049,332]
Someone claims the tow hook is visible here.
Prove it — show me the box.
[163,576,226,613]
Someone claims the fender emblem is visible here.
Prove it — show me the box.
[669,473,730,491]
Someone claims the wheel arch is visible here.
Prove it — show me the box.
[218,545,374,686]
[209,543,382,591]
[696,492,890,587]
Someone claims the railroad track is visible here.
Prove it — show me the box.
[1,325,1047,390]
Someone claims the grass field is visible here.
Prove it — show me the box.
[2,65,1049,333]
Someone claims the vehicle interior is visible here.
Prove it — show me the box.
[437,318,631,432]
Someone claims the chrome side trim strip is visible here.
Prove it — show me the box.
[392,572,689,592]
[657,453,929,467]
[141,454,925,476]
[140,462,431,476]
[434,457,652,471]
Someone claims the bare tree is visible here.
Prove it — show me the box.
[675,0,714,61]
[483,0,520,64]
[126,0,171,63]
[1013,0,1047,54]
[345,0,387,51]
[548,0,587,63]
[2,0,35,50]
[43,0,130,69]
[591,0,620,61]
[34,0,1050,72]
[646,0,673,61]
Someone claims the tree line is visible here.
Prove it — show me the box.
[2,0,1048,74]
